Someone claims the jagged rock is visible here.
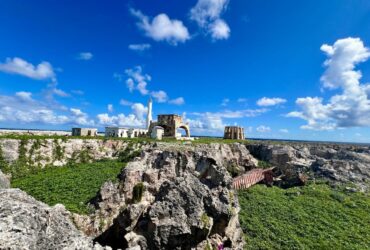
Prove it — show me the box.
[0,169,10,189]
[247,142,370,191]
[0,188,109,250]
[80,143,248,250]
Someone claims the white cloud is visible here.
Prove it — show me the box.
[125,66,150,95]
[221,98,229,106]
[0,57,55,80]
[256,125,271,133]
[288,37,370,130]
[120,99,133,106]
[190,0,230,40]
[130,9,190,45]
[131,103,148,120]
[0,93,69,125]
[108,104,113,113]
[128,43,151,51]
[209,19,230,40]
[97,102,147,128]
[257,97,287,107]
[53,88,69,97]
[279,128,289,133]
[169,97,185,105]
[15,91,32,101]
[77,52,93,61]
[151,90,168,103]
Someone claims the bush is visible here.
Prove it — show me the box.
[132,182,145,203]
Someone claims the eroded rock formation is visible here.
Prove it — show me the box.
[0,188,108,250]
[76,143,253,249]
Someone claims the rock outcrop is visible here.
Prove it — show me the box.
[0,188,108,250]
[76,143,251,249]
[0,169,10,189]
[246,142,370,191]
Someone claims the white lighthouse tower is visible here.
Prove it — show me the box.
[146,97,153,129]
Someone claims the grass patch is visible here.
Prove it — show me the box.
[238,184,370,249]
[11,160,125,214]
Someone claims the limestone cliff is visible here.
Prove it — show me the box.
[75,143,256,250]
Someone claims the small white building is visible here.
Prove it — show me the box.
[128,128,148,138]
[105,127,130,138]
[72,128,98,137]
[151,127,164,140]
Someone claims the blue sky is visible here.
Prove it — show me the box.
[0,0,370,142]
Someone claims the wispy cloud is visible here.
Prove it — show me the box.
[128,43,151,52]
[76,52,93,61]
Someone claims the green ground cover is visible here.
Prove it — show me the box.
[11,160,124,214]
[238,184,370,250]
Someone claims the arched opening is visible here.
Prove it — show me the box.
[178,126,190,137]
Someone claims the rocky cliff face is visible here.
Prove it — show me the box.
[0,188,108,250]
[75,143,254,250]
[0,139,138,167]
[246,142,370,191]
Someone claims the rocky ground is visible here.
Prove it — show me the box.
[0,139,369,249]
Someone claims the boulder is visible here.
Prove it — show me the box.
[0,188,108,250]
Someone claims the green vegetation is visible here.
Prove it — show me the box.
[257,160,271,169]
[201,213,211,228]
[238,184,370,249]
[11,160,124,214]
[0,144,8,172]
[132,182,145,203]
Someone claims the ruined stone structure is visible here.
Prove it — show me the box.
[105,127,129,138]
[148,114,190,138]
[71,128,98,137]
[224,126,245,140]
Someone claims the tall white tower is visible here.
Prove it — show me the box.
[146,97,153,129]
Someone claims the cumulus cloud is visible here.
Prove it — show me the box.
[128,43,151,52]
[130,8,190,45]
[97,102,147,128]
[187,108,268,134]
[257,97,287,107]
[0,57,55,80]
[256,125,271,133]
[121,66,183,104]
[279,128,289,133]
[169,97,185,105]
[0,93,73,125]
[190,0,230,40]
[76,52,93,61]
[124,66,150,95]
[287,37,370,130]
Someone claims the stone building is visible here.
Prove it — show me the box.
[129,128,147,138]
[224,126,245,140]
[71,128,98,137]
[148,114,190,139]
